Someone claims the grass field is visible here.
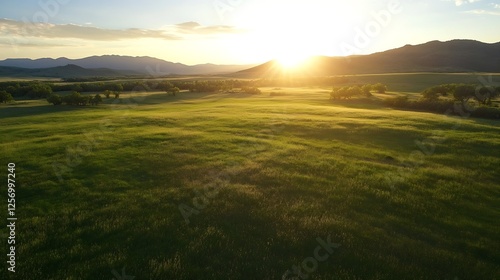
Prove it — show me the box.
[1,87,499,279]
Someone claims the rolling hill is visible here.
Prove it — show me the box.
[0,64,135,79]
[0,55,254,76]
[234,39,500,78]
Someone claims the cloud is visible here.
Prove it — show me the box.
[449,0,481,6]
[463,2,500,15]
[0,18,241,41]
[463,9,500,15]
[175,21,242,35]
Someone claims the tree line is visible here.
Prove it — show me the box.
[385,83,500,119]
[330,83,387,100]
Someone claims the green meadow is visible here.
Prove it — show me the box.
[1,86,499,279]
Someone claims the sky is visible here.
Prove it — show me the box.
[0,0,499,65]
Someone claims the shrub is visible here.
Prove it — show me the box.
[384,95,409,107]
[62,91,89,106]
[373,83,387,93]
[168,87,180,96]
[91,94,102,105]
[47,94,62,105]
[242,87,261,95]
[361,84,372,97]
[471,106,500,119]
[0,90,14,103]
[103,90,113,99]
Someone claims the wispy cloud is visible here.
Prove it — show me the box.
[175,22,241,35]
[463,2,500,15]
[0,18,241,41]
[464,9,500,15]
[453,0,481,6]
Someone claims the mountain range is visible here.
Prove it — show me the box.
[0,39,499,79]
[235,39,500,77]
[0,55,254,77]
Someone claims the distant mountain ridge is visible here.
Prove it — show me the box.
[1,40,499,78]
[235,39,500,77]
[0,64,131,78]
[0,55,254,76]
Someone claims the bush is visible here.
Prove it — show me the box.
[361,84,372,97]
[471,106,500,119]
[103,90,113,99]
[373,83,387,93]
[453,84,475,103]
[27,83,52,99]
[168,87,180,96]
[0,90,14,103]
[63,91,89,106]
[47,94,62,105]
[91,94,102,105]
[242,87,261,95]
[384,96,409,107]
[330,86,363,100]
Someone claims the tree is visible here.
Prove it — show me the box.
[242,87,261,95]
[373,83,387,93]
[0,90,14,103]
[71,84,83,92]
[47,94,62,105]
[62,91,89,106]
[475,86,497,105]
[28,83,52,98]
[168,87,180,96]
[91,94,102,105]
[159,81,174,92]
[112,83,123,92]
[421,90,440,101]
[453,84,475,103]
[114,92,120,99]
[361,84,372,97]
[103,90,112,99]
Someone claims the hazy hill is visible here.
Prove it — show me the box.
[0,55,253,76]
[235,40,500,77]
[0,64,131,78]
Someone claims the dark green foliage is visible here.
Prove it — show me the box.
[242,87,261,95]
[71,84,83,92]
[474,86,499,105]
[46,94,62,105]
[91,94,102,105]
[27,82,53,98]
[453,84,476,103]
[0,90,14,103]
[372,83,387,93]
[103,90,112,99]
[114,92,120,99]
[330,86,364,100]
[385,93,500,119]
[62,91,90,106]
[361,84,372,97]
[168,87,180,96]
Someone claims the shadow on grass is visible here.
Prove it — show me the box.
[0,103,90,119]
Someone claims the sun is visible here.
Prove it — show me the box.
[276,53,310,69]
